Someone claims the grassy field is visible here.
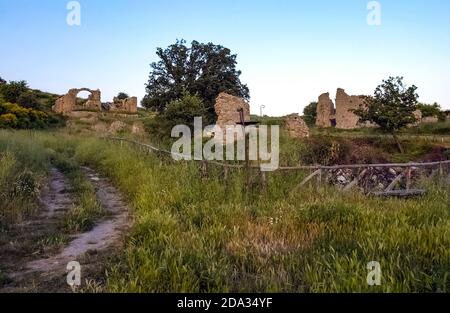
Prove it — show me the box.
[1,130,449,292]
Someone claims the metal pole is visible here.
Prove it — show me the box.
[260,105,266,117]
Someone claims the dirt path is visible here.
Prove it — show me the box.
[0,167,130,292]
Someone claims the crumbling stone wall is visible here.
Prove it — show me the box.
[285,114,309,138]
[53,88,138,114]
[215,92,250,128]
[214,92,251,142]
[110,96,138,113]
[316,93,335,128]
[335,88,366,129]
[53,88,101,114]
[316,88,368,129]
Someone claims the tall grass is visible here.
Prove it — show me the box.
[1,130,449,292]
[0,131,49,228]
[59,134,450,292]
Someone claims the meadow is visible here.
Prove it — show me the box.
[0,130,449,292]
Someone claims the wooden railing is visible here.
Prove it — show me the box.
[104,136,450,196]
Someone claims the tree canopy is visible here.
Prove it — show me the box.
[0,80,28,104]
[353,76,419,153]
[142,40,249,123]
[302,102,318,126]
[417,102,445,121]
[117,92,129,100]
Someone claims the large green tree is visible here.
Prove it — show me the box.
[142,40,249,123]
[302,101,318,126]
[353,76,419,153]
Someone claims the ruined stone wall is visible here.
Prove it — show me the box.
[84,89,101,110]
[316,89,371,129]
[110,96,138,113]
[52,88,101,114]
[285,114,309,138]
[335,88,366,129]
[214,92,250,142]
[422,116,439,124]
[215,92,250,128]
[316,93,334,128]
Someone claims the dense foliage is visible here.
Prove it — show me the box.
[142,40,249,123]
[144,91,206,139]
[417,102,446,121]
[303,101,318,126]
[353,76,419,153]
[0,78,64,129]
[116,92,129,100]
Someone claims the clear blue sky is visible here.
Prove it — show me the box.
[1,0,449,116]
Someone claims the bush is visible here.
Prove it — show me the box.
[0,102,65,129]
[0,80,28,103]
[299,136,390,165]
[145,91,207,139]
[17,91,40,109]
[117,92,129,100]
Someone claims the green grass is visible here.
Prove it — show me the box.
[0,131,106,233]
[1,130,449,293]
[39,135,107,233]
[0,131,49,228]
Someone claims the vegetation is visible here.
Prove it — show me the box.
[417,102,446,121]
[49,146,106,233]
[142,40,249,123]
[353,76,419,153]
[117,92,129,100]
[302,101,318,126]
[0,132,48,228]
[0,80,28,104]
[2,131,448,293]
[144,91,207,139]
[0,78,65,129]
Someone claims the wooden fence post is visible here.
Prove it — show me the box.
[317,166,322,189]
[406,166,411,190]
[260,170,267,192]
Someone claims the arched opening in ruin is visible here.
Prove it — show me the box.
[76,90,93,107]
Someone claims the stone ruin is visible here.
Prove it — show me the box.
[105,96,138,113]
[52,88,137,115]
[53,88,101,114]
[285,114,309,138]
[316,88,433,129]
[215,92,251,128]
[316,88,368,129]
[213,92,251,141]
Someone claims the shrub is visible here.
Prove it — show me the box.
[145,91,207,139]
[0,102,64,129]
[17,90,40,109]
[0,80,28,103]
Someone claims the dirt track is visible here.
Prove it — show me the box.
[0,167,130,292]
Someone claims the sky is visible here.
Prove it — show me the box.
[0,0,449,116]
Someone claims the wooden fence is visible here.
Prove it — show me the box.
[105,136,450,196]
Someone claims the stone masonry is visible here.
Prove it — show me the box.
[214,92,251,142]
[316,88,367,129]
[215,92,250,128]
[335,88,367,129]
[110,96,138,113]
[53,88,101,114]
[53,88,138,115]
[285,114,310,138]
[316,92,335,128]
